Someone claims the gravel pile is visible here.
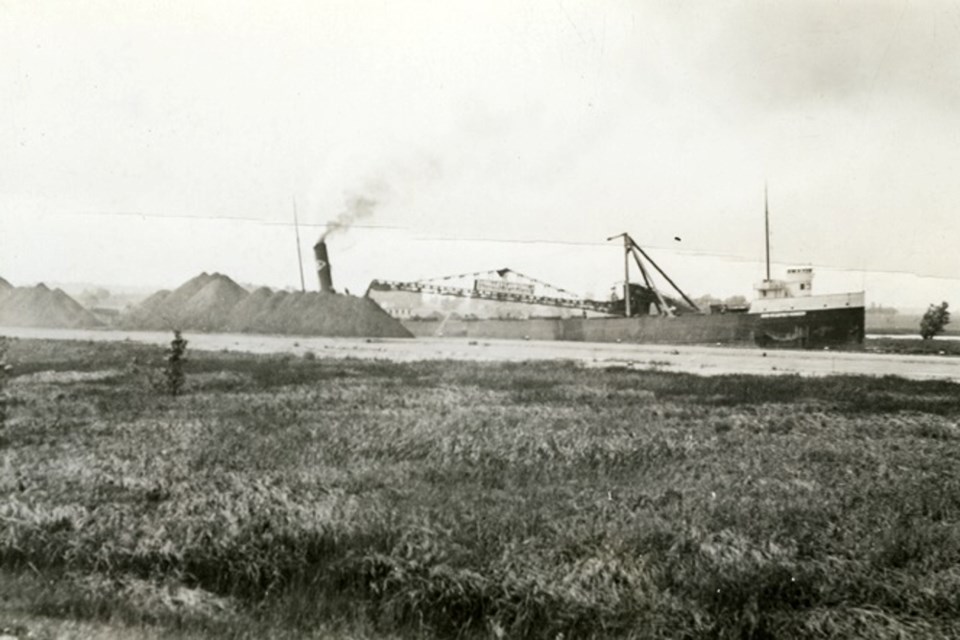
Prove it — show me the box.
[0,282,102,328]
[122,273,411,338]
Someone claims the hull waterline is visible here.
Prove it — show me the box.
[399,305,865,349]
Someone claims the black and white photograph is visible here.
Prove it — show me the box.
[1,1,959,637]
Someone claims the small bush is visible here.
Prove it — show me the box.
[165,330,188,396]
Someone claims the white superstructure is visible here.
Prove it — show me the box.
[751,267,864,314]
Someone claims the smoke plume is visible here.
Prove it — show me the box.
[320,178,392,242]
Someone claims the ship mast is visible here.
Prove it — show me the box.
[764,184,771,282]
[623,234,631,317]
[607,232,632,317]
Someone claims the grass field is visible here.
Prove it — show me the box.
[1,338,960,638]
[865,337,960,357]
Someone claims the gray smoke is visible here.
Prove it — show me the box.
[320,178,392,242]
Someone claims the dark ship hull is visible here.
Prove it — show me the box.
[397,303,865,349]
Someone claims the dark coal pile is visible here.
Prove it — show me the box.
[0,282,103,328]
[122,273,412,338]
[224,289,412,337]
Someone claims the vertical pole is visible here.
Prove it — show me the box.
[764,184,771,282]
[293,197,306,293]
[623,234,631,317]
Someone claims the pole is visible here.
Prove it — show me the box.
[606,232,631,317]
[623,234,631,317]
[764,184,771,282]
[293,197,306,293]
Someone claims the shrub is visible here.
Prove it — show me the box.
[920,302,951,340]
[165,330,188,396]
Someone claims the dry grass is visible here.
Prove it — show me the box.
[865,337,960,357]
[1,337,960,638]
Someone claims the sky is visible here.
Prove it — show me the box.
[1,0,959,309]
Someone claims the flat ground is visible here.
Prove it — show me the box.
[1,338,960,638]
[2,326,960,382]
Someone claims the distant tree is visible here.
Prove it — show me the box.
[920,302,950,340]
[694,294,721,309]
[78,287,111,308]
[723,295,748,307]
[868,302,899,315]
[694,294,748,310]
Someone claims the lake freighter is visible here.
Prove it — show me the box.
[362,198,865,349]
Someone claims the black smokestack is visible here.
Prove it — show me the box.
[313,240,334,293]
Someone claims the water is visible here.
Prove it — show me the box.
[868,333,960,341]
[2,325,960,382]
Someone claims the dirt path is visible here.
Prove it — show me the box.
[2,326,960,382]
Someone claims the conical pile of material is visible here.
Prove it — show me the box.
[0,277,14,311]
[0,282,102,328]
[122,273,412,338]
[224,290,411,337]
[124,289,173,326]
[120,273,242,331]
[177,276,248,330]
[221,287,277,330]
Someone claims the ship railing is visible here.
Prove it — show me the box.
[369,279,615,313]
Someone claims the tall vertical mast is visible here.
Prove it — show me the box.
[764,184,771,281]
[623,233,631,317]
[607,232,632,317]
[293,197,306,293]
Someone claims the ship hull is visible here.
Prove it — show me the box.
[753,306,865,349]
[399,305,865,349]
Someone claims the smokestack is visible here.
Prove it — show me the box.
[313,240,334,293]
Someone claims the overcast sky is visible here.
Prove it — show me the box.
[2,0,958,308]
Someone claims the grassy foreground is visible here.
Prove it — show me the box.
[1,339,960,639]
